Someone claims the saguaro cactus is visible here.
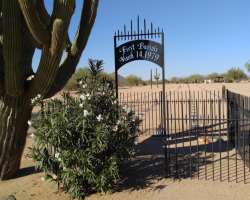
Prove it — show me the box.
[0,0,99,180]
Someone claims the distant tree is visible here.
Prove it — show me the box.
[187,74,205,83]
[65,60,114,91]
[125,75,143,86]
[207,73,220,81]
[245,61,250,76]
[65,68,89,90]
[224,67,247,82]
[170,77,181,83]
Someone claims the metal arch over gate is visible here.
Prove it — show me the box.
[114,16,167,135]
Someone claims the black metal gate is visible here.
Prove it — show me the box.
[165,89,250,183]
[118,88,250,183]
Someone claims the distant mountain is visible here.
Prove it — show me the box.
[111,73,126,85]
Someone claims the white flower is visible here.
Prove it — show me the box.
[96,114,103,122]
[79,103,84,108]
[123,105,128,110]
[80,95,86,101]
[86,93,90,98]
[55,152,60,159]
[27,120,32,126]
[116,120,121,125]
[83,110,89,117]
[26,75,35,81]
[82,84,87,89]
[113,125,118,132]
[127,108,132,113]
[79,80,83,85]
[31,94,42,105]
[123,105,132,113]
[52,174,57,180]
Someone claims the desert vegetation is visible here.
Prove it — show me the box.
[65,66,249,90]
[30,60,140,199]
[170,68,246,83]
[169,67,248,83]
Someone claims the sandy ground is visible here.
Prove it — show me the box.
[1,136,250,200]
[1,83,250,200]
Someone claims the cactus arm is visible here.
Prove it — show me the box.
[0,2,3,96]
[70,0,98,57]
[45,0,99,98]
[28,1,75,98]
[3,0,24,96]
[0,17,2,34]
[0,44,4,96]
[18,0,50,47]
[37,0,72,49]
[22,30,35,81]
[35,0,50,27]
[28,20,67,98]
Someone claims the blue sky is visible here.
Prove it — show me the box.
[38,0,250,80]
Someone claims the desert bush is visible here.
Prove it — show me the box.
[124,75,143,86]
[30,59,140,199]
[224,67,247,82]
[64,68,90,90]
[65,61,114,91]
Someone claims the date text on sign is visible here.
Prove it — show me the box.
[115,40,163,70]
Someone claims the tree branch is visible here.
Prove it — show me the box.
[45,0,99,98]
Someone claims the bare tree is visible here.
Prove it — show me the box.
[0,0,99,180]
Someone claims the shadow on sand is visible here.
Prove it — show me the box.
[116,135,167,192]
[13,166,40,179]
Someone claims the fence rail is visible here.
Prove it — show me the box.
[227,90,250,169]
[119,89,250,183]
[118,90,226,136]
[39,88,250,184]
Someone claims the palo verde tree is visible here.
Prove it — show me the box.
[0,0,99,180]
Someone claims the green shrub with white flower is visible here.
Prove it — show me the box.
[30,59,140,199]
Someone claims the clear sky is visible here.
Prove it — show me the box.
[39,0,250,80]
